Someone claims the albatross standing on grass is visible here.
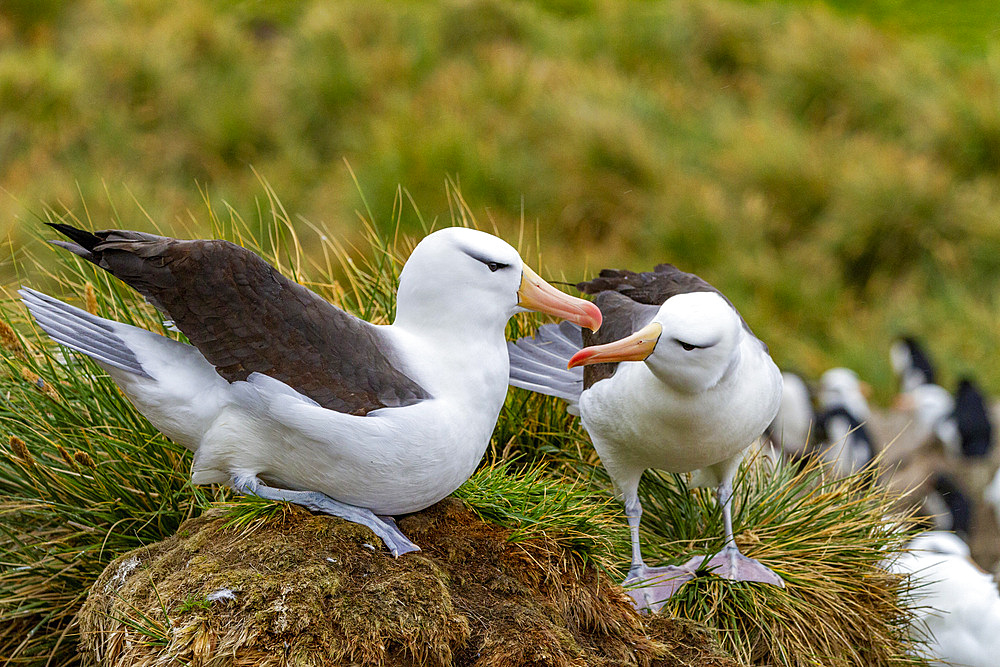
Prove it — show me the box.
[21,224,601,557]
[509,264,783,611]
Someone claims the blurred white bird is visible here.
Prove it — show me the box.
[767,371,816,461]
[983,468,1000,532]
[885,531,1000,667]
[816,368,874,477]
[890,336,937,393]
[818,368,871,422]
[923,474,972,540]
[896,383,959,456]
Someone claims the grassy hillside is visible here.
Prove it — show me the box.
[3,0,1000,398]
[753,0,1000,54]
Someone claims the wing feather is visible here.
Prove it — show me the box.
[47,224,430,415]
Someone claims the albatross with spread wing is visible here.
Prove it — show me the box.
[23,224,601,556]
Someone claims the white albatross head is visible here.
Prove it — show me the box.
[819,367,872,421]
[393,227,601,336]
[567,291,743,393]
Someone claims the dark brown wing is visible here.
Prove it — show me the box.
[581,291,659,389]
[578,262,753,332]
[576,263,722,306]
[48,224,430,415]
[577,263,757,388]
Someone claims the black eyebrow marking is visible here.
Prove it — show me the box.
[674,338,715,351]
[462,248,510,271]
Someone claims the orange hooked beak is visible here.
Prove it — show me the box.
[567,322,663,368]
[518,265,602,332]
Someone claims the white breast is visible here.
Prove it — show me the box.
[580,335,780,475]
[190,324,511,516]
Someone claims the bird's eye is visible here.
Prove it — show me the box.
[679,341,697,351]
[469,252,509,272]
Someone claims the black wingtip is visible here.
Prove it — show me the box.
[46,223,103,252]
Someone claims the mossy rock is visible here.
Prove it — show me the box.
[78,498,734,666]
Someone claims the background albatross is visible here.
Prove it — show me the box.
[22,224,601,557]
[509,263,783,611]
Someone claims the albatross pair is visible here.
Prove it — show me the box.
[509,264,784,610]
[24,224,784,611]
[22,224,601,557]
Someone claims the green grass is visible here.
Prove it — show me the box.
[753,0,1000,54]
[0,257,217,664]
[3,0,1000,400]
[453,458,626,561]
[636,459,919,664]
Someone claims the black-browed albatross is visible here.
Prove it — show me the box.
[815,367,874,478]
[22,224,602,556]
[509,263,783,611]
[889,336,936,394]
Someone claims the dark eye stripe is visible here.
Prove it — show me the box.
[676,339,705,351]
[462,248,510,272]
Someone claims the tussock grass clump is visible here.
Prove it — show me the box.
[453,459,627,570]
[0,289,214,665]
[630,456,924,666]
[503,386,926,664]
[79,499,736,667]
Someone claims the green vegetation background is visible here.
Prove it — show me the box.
[3,0,1000,399]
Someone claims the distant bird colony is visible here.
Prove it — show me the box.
[769,334,999,666]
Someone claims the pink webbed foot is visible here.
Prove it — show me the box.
[701,545,784,586]
[623,564,696,613]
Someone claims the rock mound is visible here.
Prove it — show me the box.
[79,498,734,666]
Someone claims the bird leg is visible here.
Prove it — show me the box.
[621,495,695,612]
[701,478,784,587]
[231,475,420,557]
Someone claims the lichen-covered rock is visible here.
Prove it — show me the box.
[78,498,734,666]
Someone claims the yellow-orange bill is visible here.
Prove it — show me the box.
[518,265,602,332]
[567,322,663,368]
